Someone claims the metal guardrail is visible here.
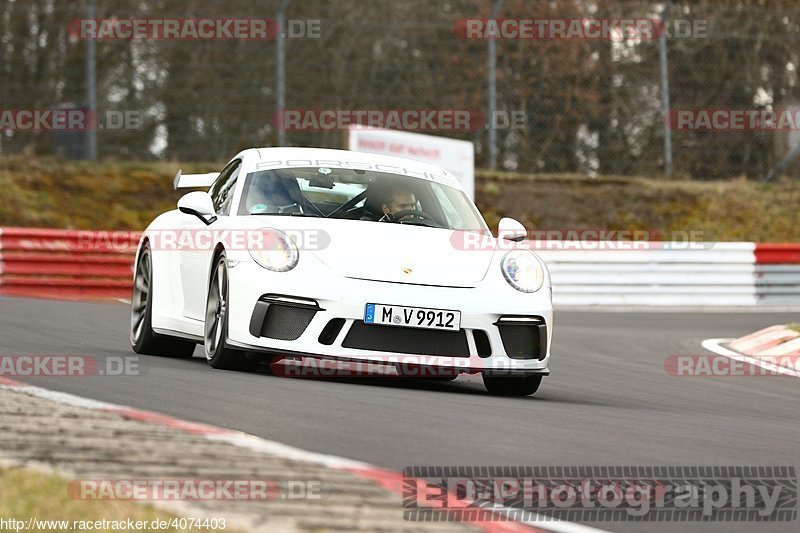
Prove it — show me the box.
[1,228,798,306]
[534,242,800,306]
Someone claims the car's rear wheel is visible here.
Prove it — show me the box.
[482,374,542,396]
[130,244,196,358]
[205,254,259,371]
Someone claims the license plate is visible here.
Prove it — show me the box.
[364,303,461,331]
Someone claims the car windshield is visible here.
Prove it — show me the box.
[237,167,488,231]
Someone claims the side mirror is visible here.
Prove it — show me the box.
[178,191,217,225]
[498,217,527,242]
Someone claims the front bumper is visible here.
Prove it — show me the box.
[225,261,553,375]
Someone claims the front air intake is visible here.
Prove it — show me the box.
[342,321,470,357]
[318,318,346,345]
[249,295,320,341]
[495,316,547,360]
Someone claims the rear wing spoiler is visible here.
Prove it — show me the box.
[173,169,219,190]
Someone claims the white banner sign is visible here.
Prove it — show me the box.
[347,127,475,200]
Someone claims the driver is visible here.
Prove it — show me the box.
[379,185,417,222]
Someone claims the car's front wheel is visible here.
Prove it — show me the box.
[482,374,542,396]
[130,243,196,358]
[205,254,259,371]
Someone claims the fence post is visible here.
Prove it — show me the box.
[487,0,504,170]
[659,0,673,177]
[85,0,97,161]
[276,0,290,147]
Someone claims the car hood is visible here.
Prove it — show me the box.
[245,217,496,288]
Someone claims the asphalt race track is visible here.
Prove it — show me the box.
[1,295,798,533]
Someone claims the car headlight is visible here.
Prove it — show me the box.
[501,250,544,293]
[248,229,299,272]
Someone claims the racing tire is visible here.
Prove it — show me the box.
[205,253,260,372]
[130,243,197,358]
[482,374,542,396]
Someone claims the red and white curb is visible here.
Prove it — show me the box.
[727,325,800,356]
[0,376,607,533]
[702,325,800,378]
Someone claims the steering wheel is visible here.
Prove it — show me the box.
[389,209,441,226]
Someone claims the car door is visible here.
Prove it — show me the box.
[179,159,241,320]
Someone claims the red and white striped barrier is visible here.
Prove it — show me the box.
[0,228,139,300]
[1,228,799,306]
[531,242,800,306]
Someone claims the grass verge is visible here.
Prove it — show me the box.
[0,466,221,532]
[1,155,798,241]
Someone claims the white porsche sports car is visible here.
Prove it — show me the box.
[130,147,553,396]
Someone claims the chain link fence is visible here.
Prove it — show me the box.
[1,0,798,180]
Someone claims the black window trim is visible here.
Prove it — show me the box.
[210,158,242,216]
